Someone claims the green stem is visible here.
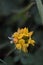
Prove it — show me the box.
[12,2,35,14]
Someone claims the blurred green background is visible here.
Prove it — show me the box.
[0,0,43,65]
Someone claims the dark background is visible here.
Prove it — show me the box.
[0,0,43,65]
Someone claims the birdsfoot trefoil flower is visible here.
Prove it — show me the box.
[8,27,35,53]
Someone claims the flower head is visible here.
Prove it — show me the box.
[9,27,35,53]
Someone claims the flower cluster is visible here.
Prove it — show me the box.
[9,27,35,53]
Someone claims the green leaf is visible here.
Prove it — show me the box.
[14,56,20,62]
[21,53,34,65]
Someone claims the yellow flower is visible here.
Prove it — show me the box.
[18,39,29,52]
[28,37,35,46]
[15,39,29,52]
[17,28,23,34]
[17,27,29,37]
[11,27,35,53]
[18,39,25,44]
[13,38,18,44]
[16,44,21,50]
[28,31,33,37]
[12,32,19,38]
[22,43,29,52]
[23,27,29,36]
[18,34,24,39]
[23,27,28,33]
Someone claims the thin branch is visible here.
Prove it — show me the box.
[12,2,35,13]
[5,48,15,58]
